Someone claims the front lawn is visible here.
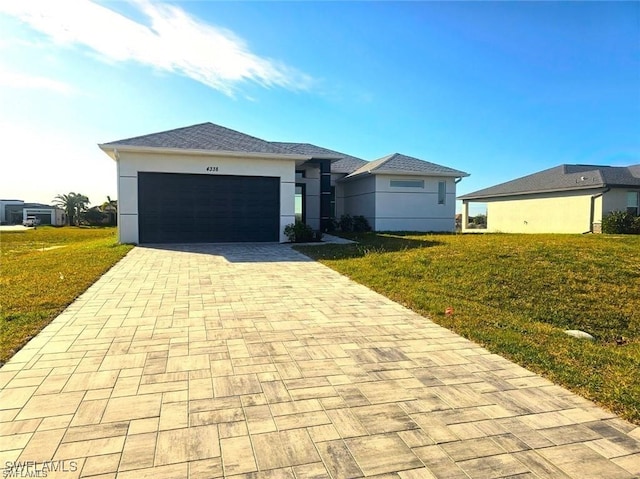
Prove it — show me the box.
[0,227,133,364]
[297,233,640,424]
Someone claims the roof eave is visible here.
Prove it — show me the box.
[459,184,609,201]
[343,169,469,180]
[98,144,310,161]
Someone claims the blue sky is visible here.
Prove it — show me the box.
[1,1,638,215]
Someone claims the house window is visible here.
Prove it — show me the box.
[390,180,424,188]
[627,191,640,216]
[295,170,306,180]
[438,181,446,204]
[295,184,305,222]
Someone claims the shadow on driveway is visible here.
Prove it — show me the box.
[141,242,314,263]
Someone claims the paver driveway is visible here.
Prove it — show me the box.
[1,244,639,479]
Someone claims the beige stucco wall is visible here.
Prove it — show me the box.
[484,189,603,233]
[116,150,297,244]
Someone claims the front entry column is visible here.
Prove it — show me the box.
[318,159,331,231]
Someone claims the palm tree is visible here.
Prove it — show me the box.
[53,192,90,226]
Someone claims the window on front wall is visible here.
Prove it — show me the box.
[295,184,305,222]
[627,191,640,216]
[390,179,424,188]
[438,181,446,204]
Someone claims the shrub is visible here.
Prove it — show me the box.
[326,218,339,233]
[82,207,108,226]
[602,211,639,234]
[353,215,372,232]
[284,221,314,243]
[338,214,354,232]
[338,214,371,232]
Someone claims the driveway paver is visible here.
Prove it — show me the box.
[1,243,639,478]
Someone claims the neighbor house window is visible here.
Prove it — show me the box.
[390,180,424,188]
[627,191,640,216]
[295,170,306,180]
[438,181,446,204]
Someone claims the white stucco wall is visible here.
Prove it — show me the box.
[332,174,347,219]
[342,176,376,228]
[115,150,297,243]
[373,175,457,232]
[484,189,602,233]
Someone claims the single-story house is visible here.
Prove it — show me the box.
[458,164,640,233]
[0,199,66,226]
[99,122,469,244]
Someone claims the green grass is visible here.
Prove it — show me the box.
[0,227,133,364]
[296,233,640,424]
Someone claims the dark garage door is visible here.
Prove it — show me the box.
[138,172,280,243]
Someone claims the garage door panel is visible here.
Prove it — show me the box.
[138,173,280,243]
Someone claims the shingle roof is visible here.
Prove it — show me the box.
[273,142,368,174]
[459,164,640,200]
[345,153,469,179]
[101,122,293,155]
[101,123,469,179]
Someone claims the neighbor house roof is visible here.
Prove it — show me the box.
[101,122,294,156]
[273,142,368,174]
[345,153,469,179]
[459,164,640,201]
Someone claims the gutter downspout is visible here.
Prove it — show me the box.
[588,187,609,234]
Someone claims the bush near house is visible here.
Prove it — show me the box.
[338,214,372,233]
[0,227,133,364]
[284,221,317,243]
[296,232,640,423]
[602,210,640,234]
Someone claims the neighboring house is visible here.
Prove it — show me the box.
[0,199,24,224]
[99,122,469,244]
[0,200,66,226]
[458,164,640,234]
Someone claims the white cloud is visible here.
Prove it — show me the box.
[0,0,313,96]
[0,67,73,94]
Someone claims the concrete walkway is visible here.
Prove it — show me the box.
[1,244,639,479]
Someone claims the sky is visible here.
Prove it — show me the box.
[0,1,638,215]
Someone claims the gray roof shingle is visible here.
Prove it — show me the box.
[345,153,469,178]
[101,123,469,179]
[101,122,293,155]
[273,142,368,174]
[459,164,640,200]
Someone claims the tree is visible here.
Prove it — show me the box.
[100,196,117,226]
[83,206,107,225]
[53,192,90,226]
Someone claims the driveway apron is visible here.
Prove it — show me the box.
[1,244,639,478]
